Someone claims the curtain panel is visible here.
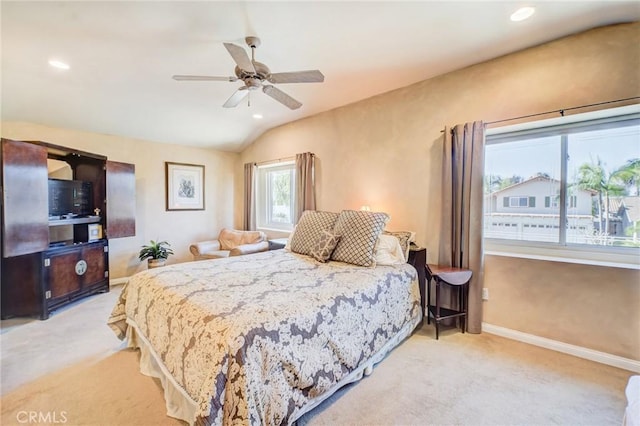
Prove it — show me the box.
[439,121,485,334]
[243,162,256,231]
[295,152,316,222]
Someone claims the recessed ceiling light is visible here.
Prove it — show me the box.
[510,6,535,22]
[48,59,70,70]
[252,114,263,119]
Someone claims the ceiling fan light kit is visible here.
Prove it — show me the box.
[173,36,324,110]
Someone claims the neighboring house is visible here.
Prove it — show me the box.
[607,196,640,242]
[484,175,595,243]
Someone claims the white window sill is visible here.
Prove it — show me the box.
[257,226,293,234]
[485,240,640,270]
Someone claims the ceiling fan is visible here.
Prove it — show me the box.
[172,36,324,110]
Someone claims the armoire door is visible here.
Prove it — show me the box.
[1,139,49,257]
[47,249,83,300]
[106,160,136,238]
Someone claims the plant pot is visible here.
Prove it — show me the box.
[148,259,166,269]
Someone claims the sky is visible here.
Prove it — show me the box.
[485,124,640,184]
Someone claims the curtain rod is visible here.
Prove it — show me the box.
[486,96,640,126]
[255,155,296,166]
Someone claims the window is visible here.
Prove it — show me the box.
[256,161,296,231]
[484,105,640,267]
[545,195,575,208]
[507,196,535,207]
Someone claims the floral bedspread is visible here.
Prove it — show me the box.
[108,249,420,425]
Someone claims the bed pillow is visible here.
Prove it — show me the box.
[330,210,390,267]
[383,230,415,261]
[374,234,406,265]
[310,230,341,262]
[290,210,340,256]
[284,226,295,251]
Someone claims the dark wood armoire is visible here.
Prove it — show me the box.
[0,138,136,319]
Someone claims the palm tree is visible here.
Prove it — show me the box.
[576,157,629,240]
[616,158,640,195]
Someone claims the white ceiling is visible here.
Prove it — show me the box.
[2,1,639,152]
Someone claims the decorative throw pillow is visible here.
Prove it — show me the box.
[218,228,265,250]
[290,210,340,256]
[310,230,341,263]
[383,230,415,261]
[374,234,406,265]
[330,210,390,267]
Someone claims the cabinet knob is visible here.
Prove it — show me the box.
[75,260,88,276]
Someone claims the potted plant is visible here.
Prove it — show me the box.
[139,239,174,268]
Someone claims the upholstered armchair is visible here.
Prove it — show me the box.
[189,228,269,260]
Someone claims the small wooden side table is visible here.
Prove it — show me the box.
[426,264,472,339]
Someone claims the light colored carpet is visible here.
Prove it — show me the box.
[0,285,633,426]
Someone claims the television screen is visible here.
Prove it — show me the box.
[48,179,93,218]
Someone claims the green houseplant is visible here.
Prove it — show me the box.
[139,240,174,268]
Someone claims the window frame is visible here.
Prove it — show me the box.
[484,104,640,269]
[255,160,296,232]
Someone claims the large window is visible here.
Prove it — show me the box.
[256,161,296,231]
[484,105,640,266]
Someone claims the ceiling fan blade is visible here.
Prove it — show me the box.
[223,87,249,108]
[172,75,237,82]
[223,42,256,73]
[268,70,325,84]
[262,85,302,110]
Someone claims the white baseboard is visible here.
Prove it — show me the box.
[482,322,640,373]
[109,277,128,287]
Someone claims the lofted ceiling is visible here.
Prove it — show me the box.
[2,1,639,152]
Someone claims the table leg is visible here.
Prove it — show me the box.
[426,276,431,325]
[435,279,440,340]
[462,282,468,333]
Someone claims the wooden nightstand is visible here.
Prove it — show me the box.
[407,246,427,325]
[268,238,288,250]
[426,264,472,339]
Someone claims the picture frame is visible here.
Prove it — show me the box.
[165,162,205,211]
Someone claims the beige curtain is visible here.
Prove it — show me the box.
[295,152,316,222]
[243,162,256,231]
[439,121,485,334]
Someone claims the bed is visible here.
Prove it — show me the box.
[108,210,422,425]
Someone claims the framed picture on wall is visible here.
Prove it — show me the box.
[165,162,205,211]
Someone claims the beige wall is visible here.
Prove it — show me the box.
[484,256,640,359]
[1,122,239,278]
[238,23,640,360]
